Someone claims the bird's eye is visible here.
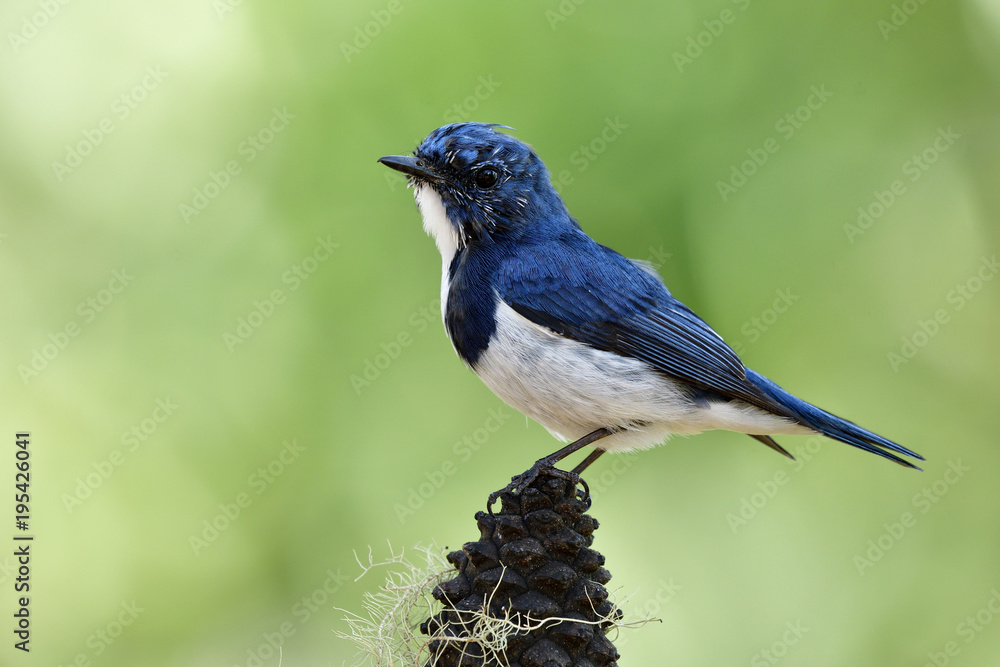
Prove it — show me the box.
[473,166,500,189]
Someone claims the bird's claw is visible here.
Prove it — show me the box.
[487,463,591,514]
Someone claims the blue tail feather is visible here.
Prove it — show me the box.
[745,369,924,470]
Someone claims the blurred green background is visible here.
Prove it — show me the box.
[2,0,999,664]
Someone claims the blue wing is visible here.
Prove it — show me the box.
[494,232,923,468]
[494,234,798,420]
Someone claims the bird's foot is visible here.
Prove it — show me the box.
[487,462,590,514]
[486,428,611,514]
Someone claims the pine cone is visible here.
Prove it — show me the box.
[421,471,620,666]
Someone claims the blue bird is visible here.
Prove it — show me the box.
[379,123,923,493]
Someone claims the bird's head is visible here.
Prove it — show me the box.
[379,123,570,257]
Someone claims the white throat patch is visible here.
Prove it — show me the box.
[415,186,459,264]
[414,185,460,319]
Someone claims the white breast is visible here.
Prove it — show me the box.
[473,301,810,451]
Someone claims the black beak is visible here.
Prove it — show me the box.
[377,155,443,183]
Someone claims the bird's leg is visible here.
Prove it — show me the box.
[488,427,612,512]
[571,448,605,474]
